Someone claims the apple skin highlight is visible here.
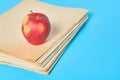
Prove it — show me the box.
[22,12,51,45]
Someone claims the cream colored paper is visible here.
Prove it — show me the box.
[0,0,88,74]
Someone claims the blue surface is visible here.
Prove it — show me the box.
[0,0,120,80]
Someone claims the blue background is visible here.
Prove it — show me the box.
[0,0,120,80]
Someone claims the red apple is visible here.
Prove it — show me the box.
[22,11,50,45]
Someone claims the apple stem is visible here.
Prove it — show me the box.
[30,11,33,14]
[30,11,36,20]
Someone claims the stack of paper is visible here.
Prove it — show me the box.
[0,0,88,74]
